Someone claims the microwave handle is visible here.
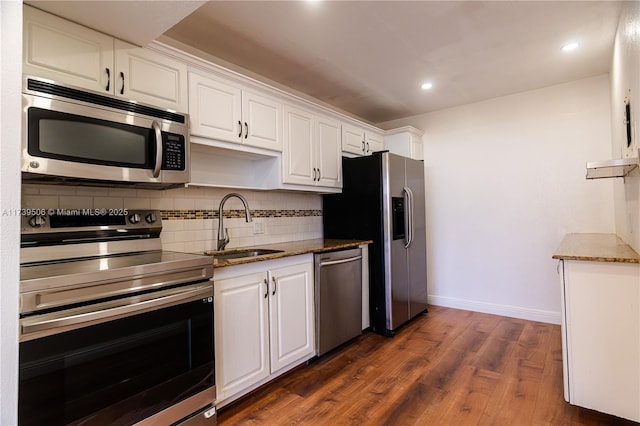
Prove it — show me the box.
[151,120,162,178]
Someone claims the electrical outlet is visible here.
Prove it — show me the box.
[253,220,265,235]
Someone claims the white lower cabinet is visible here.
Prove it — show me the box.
[559,259,640,422]
[214,257,315,406]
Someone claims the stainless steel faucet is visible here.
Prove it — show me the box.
[217,193,252,250]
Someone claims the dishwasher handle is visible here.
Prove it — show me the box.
[318,255,362,267]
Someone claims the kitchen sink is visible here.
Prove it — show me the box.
[204,248,284,261]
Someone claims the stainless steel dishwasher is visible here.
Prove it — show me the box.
[315,248,363,356]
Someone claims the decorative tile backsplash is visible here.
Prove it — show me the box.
[22,184,324,253]
[160,209,322,220]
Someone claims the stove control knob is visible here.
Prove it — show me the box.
[145,213,157,224]
[28,215,46,228]
[129,213,141,224]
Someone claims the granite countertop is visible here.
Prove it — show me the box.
[204,238,373,267]
[552,233,640,263]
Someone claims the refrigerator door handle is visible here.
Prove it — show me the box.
[403,186,414,248]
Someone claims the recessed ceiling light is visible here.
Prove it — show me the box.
[421,82,433,90]
[562,42,579,52]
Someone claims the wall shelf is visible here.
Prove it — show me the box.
[586,149,639,179]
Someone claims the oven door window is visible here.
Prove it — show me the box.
[19,297,214,426]
[28,107,154,169]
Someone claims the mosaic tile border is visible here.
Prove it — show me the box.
[161,209,322,220]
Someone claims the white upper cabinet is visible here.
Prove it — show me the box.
[315,116,342,188]
[384,126,424,160]
[23,5,114,94]
[23,5,188,112]
[366,132,384,154]
[189,72,242,142]
[342,123,366,156]
[242,90,282,151]
[283,104,341,189]
[189,71,282,152]
[283,106,314,185]
[113,40,188,112]
[341,123,384,156]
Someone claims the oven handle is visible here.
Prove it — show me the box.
[21,284,213,340]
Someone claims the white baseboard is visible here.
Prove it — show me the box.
[428,295,561,325]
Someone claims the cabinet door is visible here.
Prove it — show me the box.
[23,5,114,94]
[365,132,384,155]
[316,116,342,188]
[410,134,423,160]
[563,261,640,422]
[115,40,188,112]
[341,124,365,156]
[214,272,270,400]
[269,263,315,372]
[282,105,314,185]
[242,90,282,151]
[189,72,242,142]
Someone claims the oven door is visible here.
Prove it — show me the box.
[19,283,215,426]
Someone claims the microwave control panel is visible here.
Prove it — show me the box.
[162,133,186,171]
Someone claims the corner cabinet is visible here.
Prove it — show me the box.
[558,259,640,422]
[341,123,384,156]
[282,105,342,189]
[213,256,315,406]
[384,126,424,160]
[189,71,282,152]
[23,5,188,112]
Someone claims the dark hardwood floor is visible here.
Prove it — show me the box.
[218,305,638,425]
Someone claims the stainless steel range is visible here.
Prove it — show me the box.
[19,209,216,426]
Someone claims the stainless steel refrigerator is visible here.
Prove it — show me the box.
[323,151,427,336]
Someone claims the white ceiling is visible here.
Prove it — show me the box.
[27,1,623,125]
[163,1,622,124]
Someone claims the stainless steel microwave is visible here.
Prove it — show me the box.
[22,76,190,188]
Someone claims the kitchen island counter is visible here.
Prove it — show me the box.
[553,233,639,422]
[205,238,372,267]
[552,233,639,263]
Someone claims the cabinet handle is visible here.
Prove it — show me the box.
[312,168,317,181]
[317,168,321,181]
[271,276,277,295]
[362,141,365,152]
[105,68,110,91]
[238,121,243,138]
[366,142,370,153]
[263,278,268,299]
[120,71,125,95]
[244,122,248,139]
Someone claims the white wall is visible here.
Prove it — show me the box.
[610,1,640,253]
[380,76,615,323]
[0,1,22,424]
